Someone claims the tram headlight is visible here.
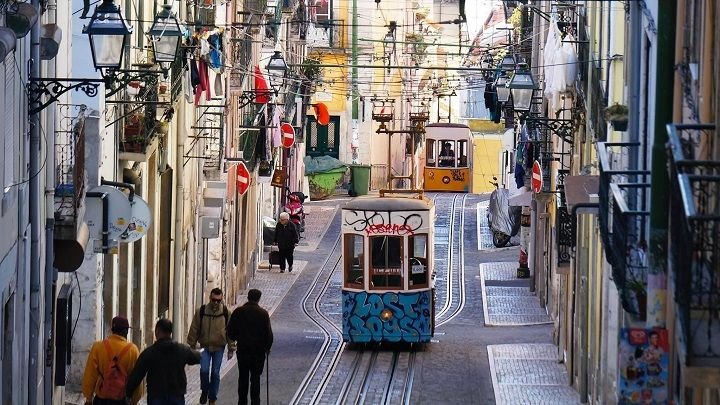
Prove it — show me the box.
[380,308,393,322]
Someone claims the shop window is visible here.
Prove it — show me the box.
[370,236,403,289]
[409,234,429,288]
[344,234,364,288]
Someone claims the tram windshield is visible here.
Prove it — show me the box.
[370,236,403,289]
[344,234,364,288]
[431,139,469,168]
[408,234,429,289]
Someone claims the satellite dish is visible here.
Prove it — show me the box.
[119,196,152,243]
[86,185,132,241]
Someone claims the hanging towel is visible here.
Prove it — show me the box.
[194,59,211,105]
[271,106,282,148]
[184,55,194,103]
[514,164,526,189]
[214,73,224,97]
[208,33,223,71]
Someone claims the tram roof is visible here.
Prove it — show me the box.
[425,123,470,129]
[342,197,432,212]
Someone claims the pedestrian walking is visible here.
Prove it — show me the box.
[226,289,274,405]
[82,316,141,405]
[187,288,236,404]
[274,211,299,273]
[125,319,201,405]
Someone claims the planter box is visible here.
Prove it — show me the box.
[610,118,628,132]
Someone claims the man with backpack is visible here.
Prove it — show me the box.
[82,315,141,405]
[125,319,201,405]
[187,288,236,405]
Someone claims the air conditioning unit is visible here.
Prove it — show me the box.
[200,216,221,239]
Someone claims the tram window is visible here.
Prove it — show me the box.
[344,234,364,288]
[457,140,468,167]
[438,141,456,167]
[408,235,429,289]
[370,236,403,289]
[426,139,437,167]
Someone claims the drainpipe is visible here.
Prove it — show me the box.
[28,0,43,402]
[43,0,59,401]
[173,96,185,337]
[647,0,677,329]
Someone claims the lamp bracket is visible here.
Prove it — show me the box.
[104,69,161,98]
[238,90,271,109]
[523,115,575,144]
[28,78,103,115]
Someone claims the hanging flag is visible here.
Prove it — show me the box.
[254,65,271,104]
[313,102,330,126]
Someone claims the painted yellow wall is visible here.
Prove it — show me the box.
[472,134,504,194]
[310,53,348,112]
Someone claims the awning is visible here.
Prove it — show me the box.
[564,175,600,213]
[509,187,532,206]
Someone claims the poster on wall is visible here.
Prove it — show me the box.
[618,328,669,404]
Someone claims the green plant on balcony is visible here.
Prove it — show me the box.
[301,58,321,82]
[405,32,427,63]
[605,103,629,131]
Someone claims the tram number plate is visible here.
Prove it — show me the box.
[411,265,425,274]
[375,267,401,274]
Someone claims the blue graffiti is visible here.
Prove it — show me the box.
[342,290,433,343]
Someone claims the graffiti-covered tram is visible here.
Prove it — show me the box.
[341,197,435,343]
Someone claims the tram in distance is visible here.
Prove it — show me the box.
[423,123,473,192]
[340,197,435,344]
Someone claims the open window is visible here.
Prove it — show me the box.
[409,234,429,288]
[370,236,403,289]
[438,140,457,167]
[344,234,364,288]
[456,139,469,167]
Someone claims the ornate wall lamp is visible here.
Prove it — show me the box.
[266,50,289,96]
[28,0,183,114]
[508,64,536,112]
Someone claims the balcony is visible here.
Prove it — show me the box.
[306,19,345,50]
[667,123,720,368]
[597,142,651,319]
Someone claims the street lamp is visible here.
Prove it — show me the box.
[266,51,288,95]
[148,4,183,65]
[508,66,536,112]
[82,0,133,73]
[500,54,516,71]
[495,72,510,103]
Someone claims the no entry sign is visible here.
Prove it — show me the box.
[281,122,295,148]
[531,160,543,193]
[236,161,250,195]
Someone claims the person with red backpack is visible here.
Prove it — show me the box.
[82,316,141,405]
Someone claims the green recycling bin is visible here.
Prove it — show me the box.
[308,166,347,200]
[349,164,371,196]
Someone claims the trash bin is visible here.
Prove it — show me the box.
[349,164,371,196]
[307,166,347,200]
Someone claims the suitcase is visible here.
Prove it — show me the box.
[268,249,282,270]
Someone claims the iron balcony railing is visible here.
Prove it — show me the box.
[667,123,720,364]
[306,19,345,49]
[597,142,651,319]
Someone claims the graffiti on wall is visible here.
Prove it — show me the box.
[343,210,427,235]
[342,290,433,343]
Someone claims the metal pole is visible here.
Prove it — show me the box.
[351,0,359,163]
[28,0,43,401]
[174,97,185,337]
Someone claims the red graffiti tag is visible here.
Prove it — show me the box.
[365,223,415,236]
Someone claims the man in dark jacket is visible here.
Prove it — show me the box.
[125,319,201,405]
[273,212,299,273]
[226,289,274,405]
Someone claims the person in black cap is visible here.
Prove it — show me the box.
[82,316,141,405]
[227,289,274,405]
[125,319,201,405]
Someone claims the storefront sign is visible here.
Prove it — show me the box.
[618,328,669,404]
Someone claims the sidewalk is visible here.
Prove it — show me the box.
[480,262,579,404]
[183,202,337,404]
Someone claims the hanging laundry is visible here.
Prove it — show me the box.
[194,59,211,105]
[484,82,494,110]
[214,73,224,97]
[184,54,194,103]
[208,33,223,72]
[514,164,526,189]
[271,105,282,148]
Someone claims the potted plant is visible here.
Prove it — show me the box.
[122,135,146,153]
[625,278,647,320]
[605,103,629,131]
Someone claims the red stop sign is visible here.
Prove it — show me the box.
[281,122,295,149]
[236,161,250,195]
[531,160,543,193]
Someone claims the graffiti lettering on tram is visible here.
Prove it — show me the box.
[342,291,432,343]
[343,210,425,234]
[451,170,466,181]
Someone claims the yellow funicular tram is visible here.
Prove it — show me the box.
[423,123,473,192]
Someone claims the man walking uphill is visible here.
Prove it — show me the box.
[82,316,141,405]
[187,288,236,405]
[125,319,201,405]
[227,289,274,405]
[274,211,299,273]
